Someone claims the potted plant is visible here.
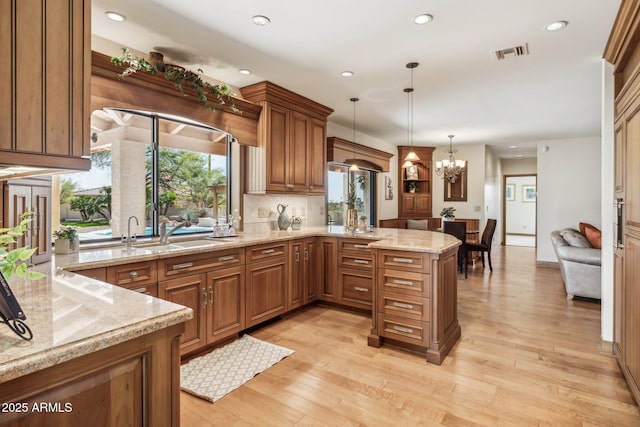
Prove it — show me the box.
[345,176,358,231]
[54,226,79,254]
[440,207,456,222]
[0,213,46,280]
[407,181,418,193]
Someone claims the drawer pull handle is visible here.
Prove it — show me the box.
[392,325,414,334]
[392,257,413,264]
[262,249,276,255]
[392,302,414,309]
[129,271,138,279]
[295,252,300,262]
[304,249,309,261]
[218,255,234,262]
[202,289,207,307]
[354,244,368,249]
[173,262,194,270]
[354,286,369,292]
[353,259,369,264]
[392,279,414,286]
[131,287,147,293]
[209,287,214,304]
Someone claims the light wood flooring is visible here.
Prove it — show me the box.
[181,246,640,426]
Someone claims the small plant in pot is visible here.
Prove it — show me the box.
[407,181,418,193]
[440,207,456,221]
[54,226,79,254]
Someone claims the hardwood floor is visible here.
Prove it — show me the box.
[181,245,640,426]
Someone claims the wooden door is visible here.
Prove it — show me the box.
[289,240,304,310]
[308,117,327,193]
[316,237,338,302]
[31,185,52,264]
[159,274,206,354]
[206,266,245,343]
[415,193,432,215]
[401,194,417,214]
[245,257,288,327]
[265,103,289,192]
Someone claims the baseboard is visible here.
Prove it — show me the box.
[536,260,559,268]
[600,340,613,355]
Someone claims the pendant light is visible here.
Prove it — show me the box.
[403,62,420,168]
[347,97,360,171]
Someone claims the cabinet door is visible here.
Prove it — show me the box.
[159,274,206,354]
[401,194,417,214]
[0,0,90,169]
[316,237,338,301]
[615,120,625,195]
[308,117,327,193]
[206,266,245,343]
[246,257,288,327]
[339,267,373,310]
[289,240,304,310]
[415,194,432,215]
[624,234,640,396]
[289,111,309,191]
[304,239,317,303]
[265,103,289,192]
[614,248,624,359]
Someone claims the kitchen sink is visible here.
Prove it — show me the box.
[134,239,225,252]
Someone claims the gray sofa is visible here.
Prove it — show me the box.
[550,229,601,300]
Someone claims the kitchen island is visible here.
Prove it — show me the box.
[54,226,461,365]
[0,268,192,426]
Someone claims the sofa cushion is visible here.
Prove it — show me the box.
[579,222,602,249]
[559,229,592,248]
[407,219,429,230]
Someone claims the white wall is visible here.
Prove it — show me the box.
[502,158,537,175]
[326,122,398,221]
[537,137,601,263]
[432,144,486,222]
[484,147,502,247]
[505,176,537,235]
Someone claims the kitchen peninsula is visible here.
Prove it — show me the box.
[56,226,461,365]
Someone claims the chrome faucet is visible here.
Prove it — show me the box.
[159,219,191,244]
[124,216,139,249]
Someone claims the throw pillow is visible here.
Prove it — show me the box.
[579,222,602,249]
[407,219,429,230]
[559,229,592,248]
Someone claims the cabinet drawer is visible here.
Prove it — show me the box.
[121,282,158,298]
[246,242,288,263]
[378,292,430,321]
[378,250,429,273]
[159,248,245,279]
[339,239,373,253]
[378,269,430,297]
[338,253,373,270]
[74,267,107,282]
[107,261,157,287]
[339,267,373,309]
[377,313,430,347]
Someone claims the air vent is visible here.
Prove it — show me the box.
[493,43,529,60]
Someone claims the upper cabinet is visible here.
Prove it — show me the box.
[0,0,91,171]
[241,82,333,194]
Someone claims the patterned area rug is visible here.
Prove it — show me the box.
[180,335,294,402]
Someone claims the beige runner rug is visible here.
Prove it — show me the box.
[180,334,294,402]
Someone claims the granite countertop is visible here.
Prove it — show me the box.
[55,226,461,271]
[0,268,192,382]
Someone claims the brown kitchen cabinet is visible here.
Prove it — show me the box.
[316,237,338,302]
[246,242,289,327]
[397,146,434,219]
[290,238,316,310]
[337,238,375,311]
[206,266,245,343]
[241,81,333,194]
[0,0,91,171]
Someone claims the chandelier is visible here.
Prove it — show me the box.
[435,135,466,183]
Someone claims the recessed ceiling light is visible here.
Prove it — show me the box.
[341,71,354,77]
[105,11,126,22]
[413,14,433,25]
[509,145,518,149]
[545,21,567,31]
[252,15,271,26]
[239,69,252,75]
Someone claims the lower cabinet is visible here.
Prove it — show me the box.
[290,238,316,310]
[337,238,374,310]
[316,237,338,302]
[246,242,289,327]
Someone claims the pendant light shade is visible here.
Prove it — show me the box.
[403,62,419,167]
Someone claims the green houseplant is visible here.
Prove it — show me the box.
[54,226,79,254]
[407,181,418,193]
[0,213,46,280]
[440,207,456,221]
[110,48,239,113]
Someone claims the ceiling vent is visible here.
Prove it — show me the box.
[493,43,529,61]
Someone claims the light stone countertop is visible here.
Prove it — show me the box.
[55,226,461,271]
[0,268,192,383]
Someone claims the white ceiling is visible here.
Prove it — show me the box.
[91,0,621,159]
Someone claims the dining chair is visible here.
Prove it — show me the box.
[466,219,497,272]
[443,220,467,278]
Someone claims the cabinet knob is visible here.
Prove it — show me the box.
[286,184,294,189]
[129,271,139,279]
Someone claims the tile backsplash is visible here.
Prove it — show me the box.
[243,194,326,233]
